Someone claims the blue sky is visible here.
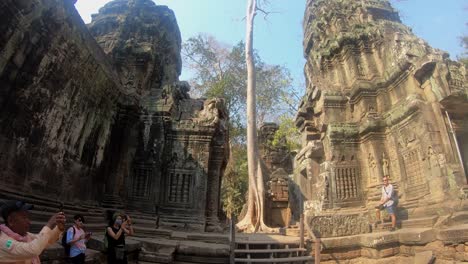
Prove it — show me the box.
[76,0,467,90]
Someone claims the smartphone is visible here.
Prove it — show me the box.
[59,202,64,213]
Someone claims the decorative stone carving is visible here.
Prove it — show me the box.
[295,0,468,238]
[259,123,293,227]
[382,152,389,177]
[0,0,229,232]
[195,98,227,129]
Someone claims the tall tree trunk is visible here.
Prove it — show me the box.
[237,0,271,233]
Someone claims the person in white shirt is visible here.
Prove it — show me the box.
[66,214,91,264]
[375,176,397,231]
[0,200,65,264]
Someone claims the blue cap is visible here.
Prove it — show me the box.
[0,200,34,221]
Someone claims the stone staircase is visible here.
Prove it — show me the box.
[234,234,313,263]
[101,194,125,209]
[158,214,206,231]
[373,215,438,232]
[0,186,107,234]
[135,231,230,264]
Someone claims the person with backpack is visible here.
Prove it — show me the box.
[105,213,134,264]
[65,215,91,264]
[0,200,65,263]
[375,176,397,231]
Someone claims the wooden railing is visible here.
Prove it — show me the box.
[301,214,321,264]
[229,214,236,264]
[229,213,321,264]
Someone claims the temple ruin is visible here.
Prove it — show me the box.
[1,0,467,263]
[258,123,294,228]
[0,0,228,236]
[292,0,468,261]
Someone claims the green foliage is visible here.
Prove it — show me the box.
[221,145,248,217]
[271,115,301,151]
[183,34,300,216]
[183,34,299,135]
[458,35,468,68]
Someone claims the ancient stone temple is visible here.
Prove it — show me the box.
[258,123,294,227]
[295,0,467,243]
[0,0,228,233]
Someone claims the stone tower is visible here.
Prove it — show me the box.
[0,0,229,232]
[295,0,467,237]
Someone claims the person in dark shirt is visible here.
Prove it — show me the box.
[105,213,134,264]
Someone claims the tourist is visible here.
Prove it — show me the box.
[106,213,134,264]
[66,214,91,264]
[0,200,65,263]
[375,176,397,231]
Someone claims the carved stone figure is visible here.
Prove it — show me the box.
[195,98,226,128]
[294,0,468,243]
[258,123,294,227]
[382,153,389,177]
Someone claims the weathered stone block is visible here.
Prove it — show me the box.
[414,251,434,264]
[379,247,399,258]
[360,233,399,248]
[307,213,371,237]
[421,240,445,255]
[440,246,456,259]
[456,244,465,253]
[455,252,466,262]
[399,245,413,256]
[437,225,468,243]
[399,228,435,245]
[361,247,379,259]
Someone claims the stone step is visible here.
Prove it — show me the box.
[132,226,172,238]
[0,199,102,218]
[101,195,125,209]
[0,188,103,215]
[234,256,314,263]
[159,215,205,224]
[373,215,438,232]
[236,240,301,246]
[132,218,157,228]
[450,211,468,225]
[139,247,175,263]
[29,221,107,234]
[400,201,419,209]
[235,248,307,254]
[183,232,229,244]
[28,209,105,224]
[137,237,229,263]
[174,255,230,264]
[285,227,300,237]
[175,240,230,264]
[401,216,438,228]
[125,211,159,221]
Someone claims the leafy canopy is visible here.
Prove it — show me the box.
[182,34,301,216]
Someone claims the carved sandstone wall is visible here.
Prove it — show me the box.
[0,0,127,201]
[259,123,293,227]
[295,0,467,237]
[0,0,229,231]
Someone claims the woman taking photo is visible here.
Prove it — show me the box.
[106,213,134,264]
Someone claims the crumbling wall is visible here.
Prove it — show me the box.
[296,0,468,237]
[0,0,126,202]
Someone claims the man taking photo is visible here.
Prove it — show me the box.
[0,200,66,263]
